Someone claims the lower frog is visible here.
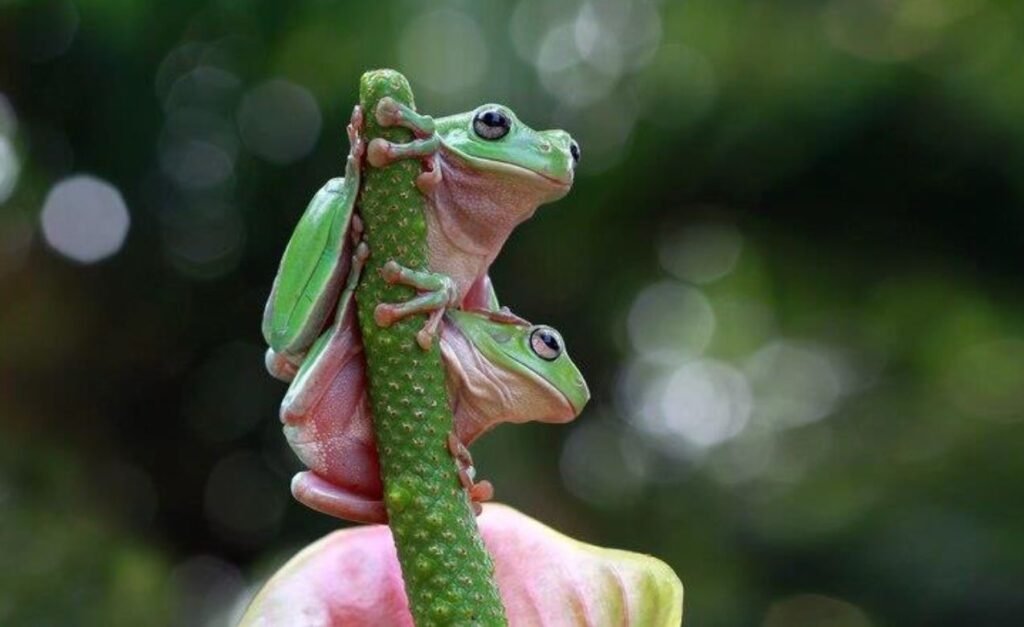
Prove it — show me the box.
[274,243,590,524]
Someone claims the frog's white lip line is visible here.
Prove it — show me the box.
[443,147,573,187]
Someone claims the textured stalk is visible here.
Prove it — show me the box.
[353,70,507,626]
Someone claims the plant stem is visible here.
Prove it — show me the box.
[353,69,507,626]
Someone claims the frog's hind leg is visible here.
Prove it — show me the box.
[291,471,388,524]
[280,242,370,421]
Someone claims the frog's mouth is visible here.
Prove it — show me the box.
[508,355,586,419]
[441,146,574,189]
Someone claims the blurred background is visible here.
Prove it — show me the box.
[2,0,1024,625]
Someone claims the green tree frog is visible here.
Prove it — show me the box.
[262,100,579,368]
[276,242,589,523]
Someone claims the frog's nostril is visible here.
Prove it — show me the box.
[569,141,580,165]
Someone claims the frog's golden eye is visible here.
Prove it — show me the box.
[530,327,562,361]
[473,109,511,140]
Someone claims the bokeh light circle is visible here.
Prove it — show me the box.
[40,174,130,263]
[0,136,20,205]
[627,280,716,362]
[238,79,322,164]
[398,9,488,102]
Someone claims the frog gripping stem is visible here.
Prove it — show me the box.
[353,70,507,625]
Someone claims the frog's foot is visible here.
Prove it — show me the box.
[373,260,459,350]
[291,471,388,525]
[349,212,364,248]
[375,97,435,138]
[448,433,494,516]
[265,348,300,382]
[366,135,440,168]
[346,105,366,161]
[341,107,366,190]
[367,97,442,194]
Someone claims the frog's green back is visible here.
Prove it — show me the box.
[263,176,357,357]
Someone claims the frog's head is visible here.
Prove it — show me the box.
[450,310,590,423]
[510,324,591,418]
[435,104,579,202]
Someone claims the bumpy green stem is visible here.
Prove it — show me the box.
[353,70,507,626]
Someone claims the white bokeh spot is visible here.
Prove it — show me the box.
[41,174,130,263]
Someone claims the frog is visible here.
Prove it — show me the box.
[276,242,590,524]
[262,98,580,374]
[260,101,580,519]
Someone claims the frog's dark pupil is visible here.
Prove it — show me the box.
[541,331,559,351]
[482,111,505,127]
[570,141,580,164]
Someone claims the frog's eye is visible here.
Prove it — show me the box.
[570,140,581,165]
[530,327,563,361]
[473,109,511,140]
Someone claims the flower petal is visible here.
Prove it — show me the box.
[239,504,682,626]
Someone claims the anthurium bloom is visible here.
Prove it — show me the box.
[240,504,683,626]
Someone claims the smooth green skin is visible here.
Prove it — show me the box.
[262,168,358,362]
[262,103,574,362]
[447,310,590,415]
[435,105,576,186]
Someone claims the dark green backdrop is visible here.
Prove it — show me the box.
[2,1,1023,625]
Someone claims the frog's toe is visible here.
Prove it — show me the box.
[374,97,402,127]
[378,259,403,283]
[470,480,494,504]
[265,348,299,382]
[416,155,442,194]
[374,97,436,137]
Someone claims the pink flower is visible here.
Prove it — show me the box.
[240,504,683,626]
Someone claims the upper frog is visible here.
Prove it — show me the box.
[368,99,580,319]
[264,101,580,371]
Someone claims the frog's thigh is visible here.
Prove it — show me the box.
[280,303,361,422]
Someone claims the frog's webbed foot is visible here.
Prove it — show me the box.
[291,471,388,525]
[448,433,494,516]
[373,260,459,350]
[366,97,442,194]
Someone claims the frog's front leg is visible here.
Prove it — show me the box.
[366,97,442,193]
[447,433,494,515]
[373,261,460,350]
